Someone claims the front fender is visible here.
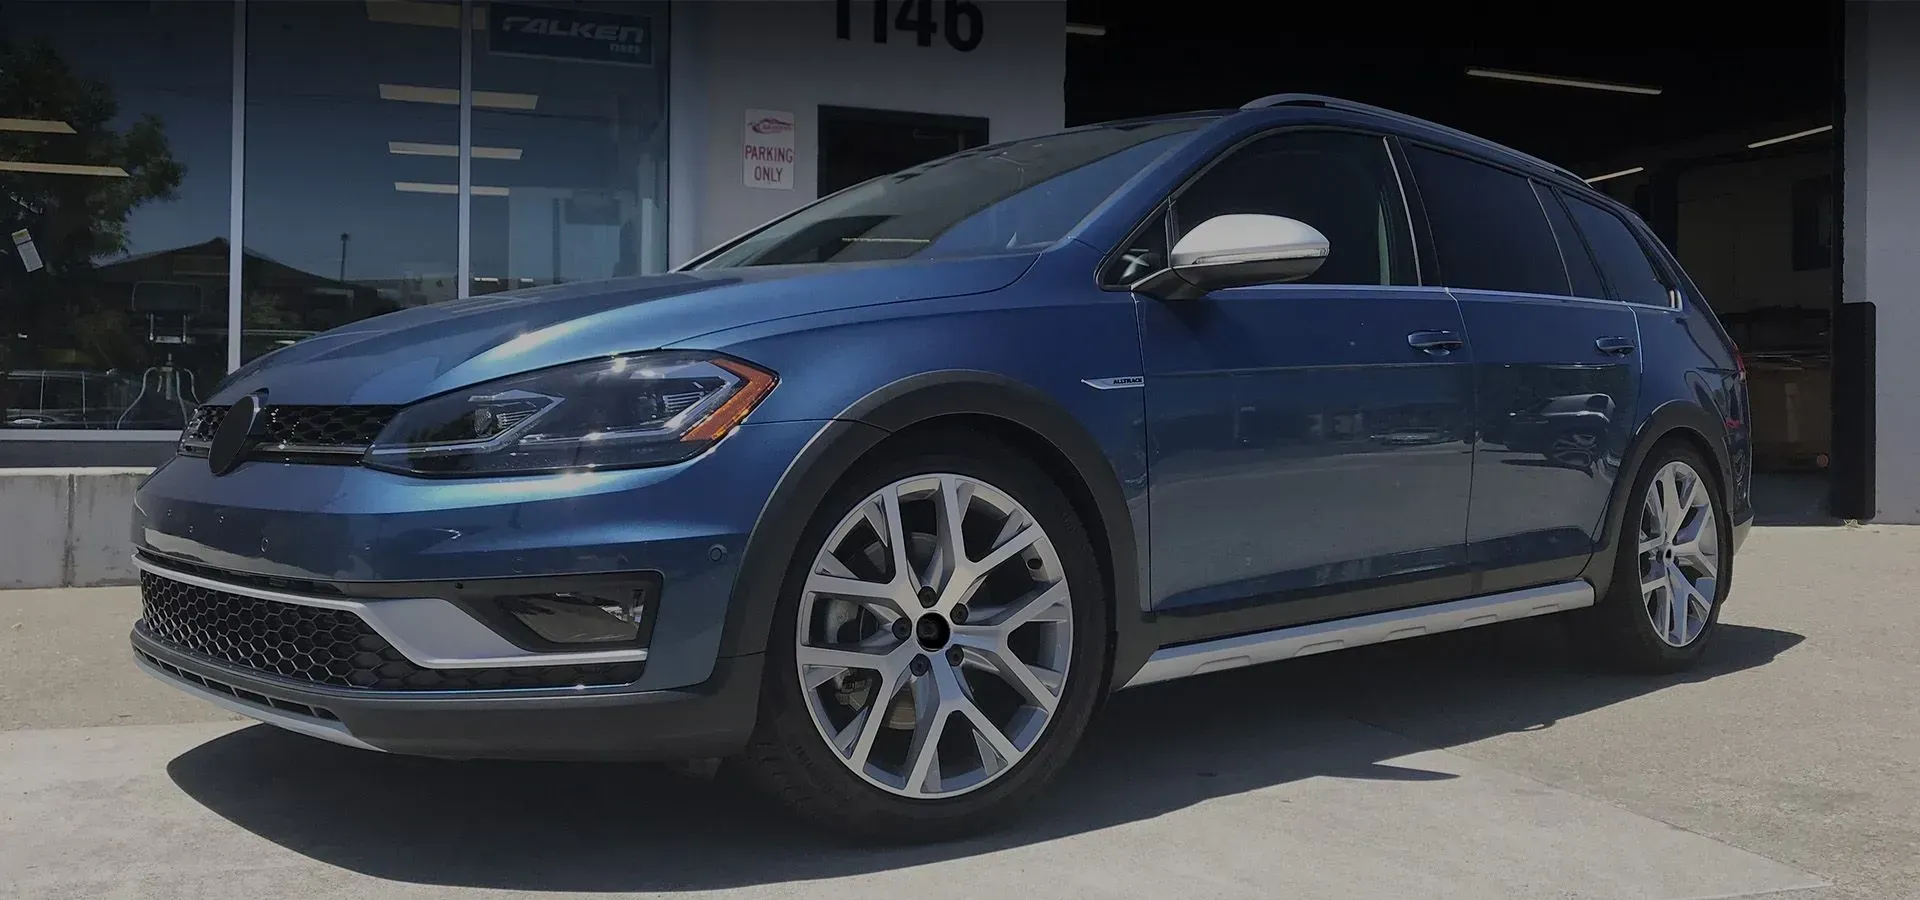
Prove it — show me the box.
[714,370,1146,667]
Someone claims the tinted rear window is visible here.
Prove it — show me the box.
[1533,182,1607,299]
[1562,193,1672,305]
[1405,145,1569,296]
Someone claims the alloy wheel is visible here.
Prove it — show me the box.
[795,473,1073,799]
[1636,460,1720,647]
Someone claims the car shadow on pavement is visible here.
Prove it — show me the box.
[166,618,1803,893]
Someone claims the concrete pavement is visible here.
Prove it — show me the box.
[2,525,1914,899]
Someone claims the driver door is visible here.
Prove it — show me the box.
[1125,129,1478,625]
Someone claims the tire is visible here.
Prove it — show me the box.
[734,429,1110,842]
[1580,440,1733,673]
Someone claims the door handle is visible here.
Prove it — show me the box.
[1407,330,1464,356]
[1595,336,1636,356]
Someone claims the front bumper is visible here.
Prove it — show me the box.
[133,625,763,760]
[133,419,826,692]
[127,418,828,759]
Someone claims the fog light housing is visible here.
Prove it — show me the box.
[444,574,661,654]
[500,592,647,644]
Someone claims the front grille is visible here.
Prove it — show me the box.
[261,405,399,447]
[180,403,401,462]
[182,405,227,444]
[138,570,643,691]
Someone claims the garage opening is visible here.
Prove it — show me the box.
[817,105,990,196]
[1064,3,1848,523]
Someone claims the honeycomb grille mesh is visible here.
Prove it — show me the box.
[138,570,643,691]
[262,405,399,447]
[181,404,399,448]
[183,405,227,443]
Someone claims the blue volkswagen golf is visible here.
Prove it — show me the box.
[132,94,1752,840]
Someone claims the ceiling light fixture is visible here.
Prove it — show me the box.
[0,118,76,134]
[1466,66,1662,96]
[388,141,522,160]
[1747,125,1833,149]
[379,84,539,110]
[0,160,129,177]
[1066,22,1106,36]
[395,181,510,197]
[1584,166,1646,184]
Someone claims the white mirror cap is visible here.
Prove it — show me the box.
[1169,214,1331,269]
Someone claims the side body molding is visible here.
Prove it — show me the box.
[716,370,1145,675]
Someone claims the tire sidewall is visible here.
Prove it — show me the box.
[749,433,1110,831]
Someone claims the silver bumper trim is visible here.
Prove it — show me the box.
[1733,518,1752,555]
[133,652,383,753]
[133,555,648,669]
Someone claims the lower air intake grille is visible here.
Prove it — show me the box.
[138,570,642,691]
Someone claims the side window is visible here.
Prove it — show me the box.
[1532,181,1607,299]
[1561,193,1673,305]
[1170,131,1415,286]
[1102,210,1170,286]
[1404,145,1569,296]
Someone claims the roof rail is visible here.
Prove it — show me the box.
[1240,92,1585,185]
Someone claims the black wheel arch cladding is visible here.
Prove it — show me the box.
[1580,399,1736,599]
[717,370,1142,662]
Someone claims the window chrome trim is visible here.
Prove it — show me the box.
[228,0,246,374]
[0,430,180,443]
[457,0,473,300]
[134,555,649,669]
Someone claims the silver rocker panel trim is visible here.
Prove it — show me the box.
[133,555,649,669]
[133,652,383,753]
[1122,580,1596,689]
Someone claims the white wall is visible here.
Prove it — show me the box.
[668,0,1065,261]
[1845,0,1920,521]
[1675,152,1833,315]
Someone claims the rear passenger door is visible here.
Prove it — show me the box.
[1401,144,1642,592]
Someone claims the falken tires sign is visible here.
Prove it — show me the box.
[488,3,654,67]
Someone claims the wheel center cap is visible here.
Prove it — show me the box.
[915,614,951,650]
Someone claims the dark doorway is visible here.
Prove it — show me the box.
[816,105,989,196]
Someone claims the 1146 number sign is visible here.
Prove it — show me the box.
[835,0,982,52]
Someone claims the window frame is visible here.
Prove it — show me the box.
[1097,125,1425,291]
[1553,185,1683,311]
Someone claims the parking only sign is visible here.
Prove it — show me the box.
[744,109,796,190]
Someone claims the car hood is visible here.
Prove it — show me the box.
[208,253,1036,405]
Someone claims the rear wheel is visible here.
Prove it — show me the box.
[1583,441,1731,673]
[736,433,1108,841]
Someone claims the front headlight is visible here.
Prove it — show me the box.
[364,352,777,476]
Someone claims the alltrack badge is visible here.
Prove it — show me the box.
[208,392,267,476]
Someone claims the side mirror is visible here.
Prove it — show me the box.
[1135,214,1331,301]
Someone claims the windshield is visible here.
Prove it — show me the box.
[692,117,1215,269]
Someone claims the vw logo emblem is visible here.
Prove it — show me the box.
[208,391,267,476]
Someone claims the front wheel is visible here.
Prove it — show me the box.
[1581,441,1732,673]
[736,432,1109,841]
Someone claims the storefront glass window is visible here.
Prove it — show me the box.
[0,2,234,431]
[1,0,674,442]
[242,0,462,363]
[469,1,672,294]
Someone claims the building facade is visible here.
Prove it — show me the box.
[0,0,1064,468]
